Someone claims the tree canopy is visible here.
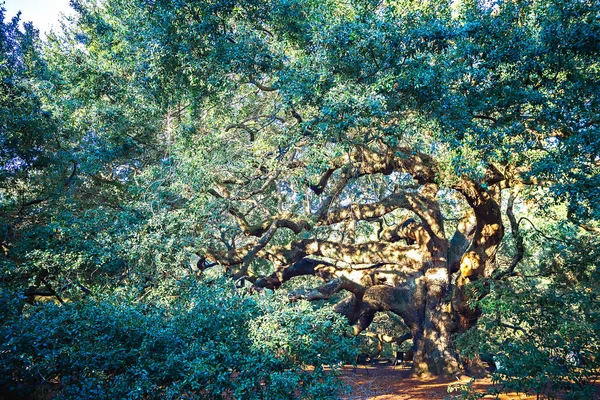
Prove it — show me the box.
[1,0,599,397]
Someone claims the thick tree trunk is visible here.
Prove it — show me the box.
[413,269,461,376]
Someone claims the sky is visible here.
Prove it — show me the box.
[3,0,73,36]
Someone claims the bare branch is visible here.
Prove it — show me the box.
[294,276,367,302]
[314,166,352,221]
[517,216,575,245]
[237,223,279,278]
[308,145,438,197]
[225,123,257,141]
[255,258,336,289]
[319,191,413,225]
[473,114,497,124]
[230,172,280,201]
[495,189,524,280]
[579,224,600,234]
[18,161,78,213]
[308,168,335,195]
[248,78,277,92]
[277,238,422,266]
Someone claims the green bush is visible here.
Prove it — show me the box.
[456,278,599,399]
[0,278,355,399]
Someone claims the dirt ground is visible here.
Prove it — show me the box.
[339,363,600,400]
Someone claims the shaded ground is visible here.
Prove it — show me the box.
[339,363,600,400]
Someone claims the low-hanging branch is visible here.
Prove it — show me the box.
[204,237,423,268]
[255,258,337,289]
[273,238,423,266]
[292,275,367,303]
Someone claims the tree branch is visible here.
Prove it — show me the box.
[473,114,497,124]
[248,78,277,92]
[254,258,336,289]
[448,212,477,274]
[18,161,78,214]
[308,145,438,197]
[291,275,367,303]
[276,239,422,266]
[495,189,524,280]
[236,224,279,278]
[579,224,600,234]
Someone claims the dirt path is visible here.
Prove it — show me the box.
[339,364,599,400]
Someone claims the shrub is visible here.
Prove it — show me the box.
[0,277,355,399]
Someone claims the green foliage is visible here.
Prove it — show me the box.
[0,277,354,399]
[446,378,483,400]
[1,0,599,395]
[0,7,65,217]
[456,226,600,398]
[0,3,165,295]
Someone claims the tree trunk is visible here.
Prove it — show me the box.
[413,269,461,376]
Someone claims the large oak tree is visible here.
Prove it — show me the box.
[143,0,597,376]
[4,0,598,379]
